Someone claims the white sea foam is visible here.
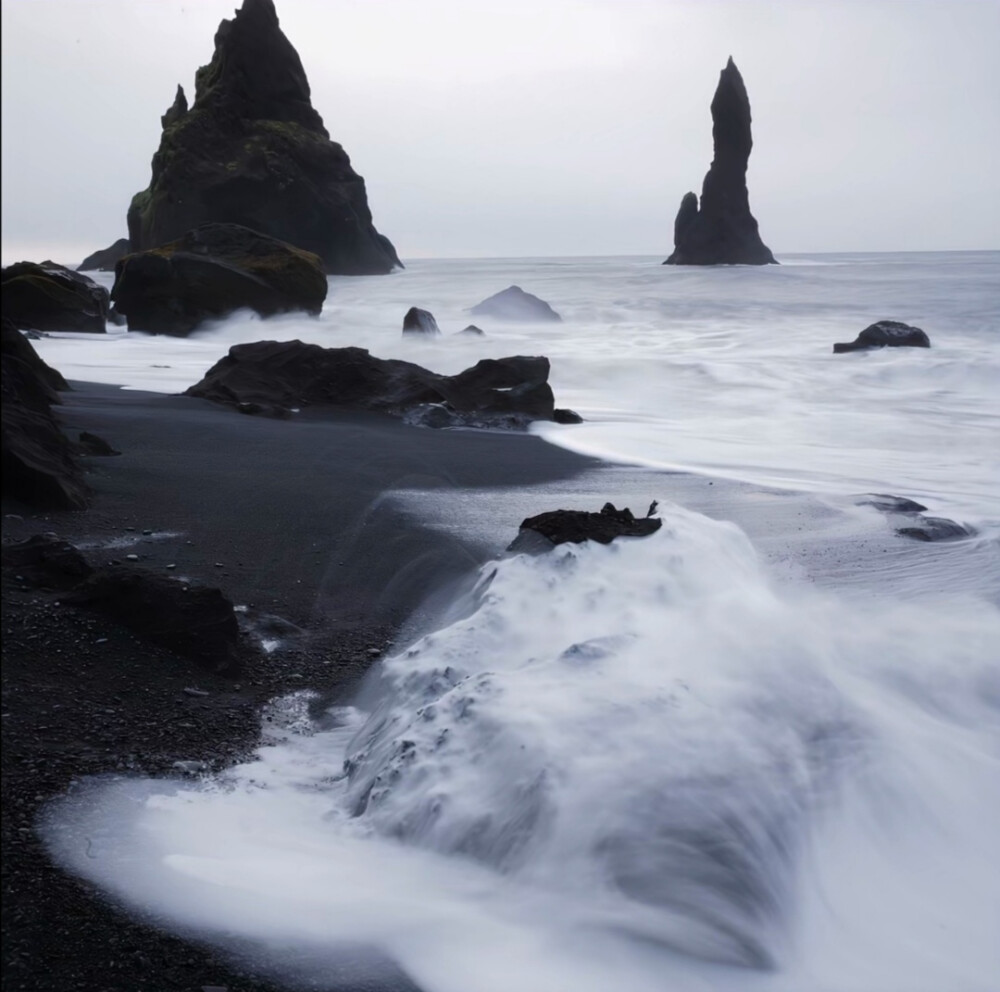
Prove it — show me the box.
[42,503,1000,991]
[35,252,1000,522]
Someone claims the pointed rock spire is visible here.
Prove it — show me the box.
[665,58,776,265]
[127,0,399,274]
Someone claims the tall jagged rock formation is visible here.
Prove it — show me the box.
[127,0,400,275]
[665,58,776,266]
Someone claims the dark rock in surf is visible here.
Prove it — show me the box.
[833,320,930,354]
[457,324,485,336]
[78,431,121,457]
[110,222,327,336]
[2,260,111,333]
[186,340,565,429]
[66,567,243,673]
[553,408,583,424]
[509,502,662,553]
[469,286,562,322]
[664,58,776,266]
[896,517,974,542]
[857,494,928,514]
[402,307,441,336]
[1,319,88,509]
[127,0,399,275]
[78,238,131,272]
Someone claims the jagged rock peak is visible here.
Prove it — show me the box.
[161,85,188,129]
[664,57,776,266]
[193,0,324,133]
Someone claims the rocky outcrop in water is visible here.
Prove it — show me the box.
[110,223,327,336]
[127,0,399,275]
[833,321,930,353]
[469,286,562,322]
[402,307,441,336]
[1,319,88,509]
[508,502,662,553]
[2,261,111,333]
[78,238,131,273]
[186,341,580,429]
[664,58,776,266]
[855,493,974,542]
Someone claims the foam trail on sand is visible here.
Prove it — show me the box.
[42,502,1000,991]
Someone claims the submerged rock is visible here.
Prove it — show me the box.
[833,320,930,353]
[186,341,571,429]
[402,307,441,336]
[111,222,327,335]
[78,238,131,272]
[664,58,776,266]
[127,0,399,275]
[2,260,111,333]
[469,286,562,322]
[509,502,662,553]
[457,324,486,336]
[856,494,928,514]
[896,517,975,542]
[1,319,88,509]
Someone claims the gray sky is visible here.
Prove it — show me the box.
[2,0,998,262]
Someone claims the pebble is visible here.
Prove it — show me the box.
[165,563,176,570]
[125,554,139,561]
[183,687,210,697]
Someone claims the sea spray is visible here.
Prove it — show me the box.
[41,502,1000,991]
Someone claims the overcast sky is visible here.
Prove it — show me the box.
[2,0,998,263]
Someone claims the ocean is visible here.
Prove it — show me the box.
[39,251,1000,991]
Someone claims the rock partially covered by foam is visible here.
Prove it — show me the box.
[402,307,441,336]
[833,320,930,353]
[469,286,562,322]
[2,260,111,333]
[127,0,399,275]
[111,223,327,335]
[664,58,776,266]
[509,502,662,553]
[187,340,575,429]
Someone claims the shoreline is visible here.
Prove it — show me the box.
[3,380,991,991]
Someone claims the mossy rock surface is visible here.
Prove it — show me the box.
[111,222,328,336]
[126,0,399,275]
[1,261,110,333]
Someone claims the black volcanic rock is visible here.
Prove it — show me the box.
[833,320,930,353]
[469,286,562,322]
[126,0,399,275]
[402,307,441,336]
[110,223,327,336]
[78,238,131,272]
[186,341,564,429]
[2,260,110,333]
[457,324,486,336]
[896,517,974,542]
[664,58,776,266]
[508,502,662,553]
[1,319,88,509]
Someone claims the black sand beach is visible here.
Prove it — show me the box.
[1,382,596,992]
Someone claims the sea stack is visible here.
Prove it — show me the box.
[664,58,776,266]
[127,0,400,275]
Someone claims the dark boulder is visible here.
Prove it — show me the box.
[78,431,121,456]
[1,534,93,591]
[110,222,327,336]
[1,320,88,509]
[127,0,399,275]
[469,286,562,322]
[457,324,486,336]
[856,494,928,514]
[508,502,662,553]
[664,58,776,266]
[897,517,974,542]
[67,567,243,673]
[402,307,441,336]
[833,321,930,354]
[2,260,111,333]
[186,341,566,429]
[78,238,131,272]
[553,408,584,424]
